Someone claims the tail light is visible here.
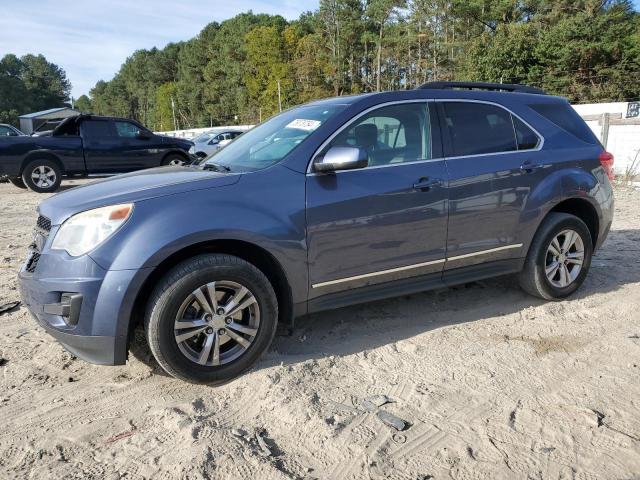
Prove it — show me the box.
[599,151,615,180]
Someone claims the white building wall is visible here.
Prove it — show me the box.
[572,102,640,175]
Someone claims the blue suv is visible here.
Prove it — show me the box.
[18,82,615,383]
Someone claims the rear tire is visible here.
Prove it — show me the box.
[22,159,62,193]
[144,254,278,384]
[8,177,27,189]
[519,212,593,300]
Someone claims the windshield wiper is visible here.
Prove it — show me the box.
[202,162,231,172]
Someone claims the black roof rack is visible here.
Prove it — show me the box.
[418,81,546,95]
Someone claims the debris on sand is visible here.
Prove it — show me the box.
[377,411,409,431]
[0,358,7,367]
[105,429,136,444]
[255,430,273,457]
[368,394,393,407]
[0,301,20,315]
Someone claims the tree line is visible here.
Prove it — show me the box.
[84,0,640,130]
[0,54,71,125]
[2,1,639,130]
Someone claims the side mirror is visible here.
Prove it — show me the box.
[313,146,368,173]
[136,130,151,140]
[208,138,220,145]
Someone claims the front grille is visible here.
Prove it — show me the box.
[25,215,51,273]
[36,215,52,233]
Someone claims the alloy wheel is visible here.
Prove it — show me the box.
[545,229,585,288]
[173,280,260,366]
[31,166,57,189]
[169,158,186,166]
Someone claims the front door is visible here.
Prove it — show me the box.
[112,120,164,169]
[437,101,546,271]
[306,101,449,299]
[81,119,135,173]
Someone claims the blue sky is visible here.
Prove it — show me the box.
[1,0,638,99]
[0,0,319,98]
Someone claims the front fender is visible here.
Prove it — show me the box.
[89,165,308,302]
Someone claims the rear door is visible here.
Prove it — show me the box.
[306,101,449,298]
[438,100,546,273]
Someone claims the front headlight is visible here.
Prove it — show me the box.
[51,204,133,257]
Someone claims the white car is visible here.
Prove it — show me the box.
[189,130,244,159]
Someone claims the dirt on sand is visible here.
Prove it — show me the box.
[0,180,639,479]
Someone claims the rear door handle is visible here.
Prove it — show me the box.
[520,160,542,173]
[413,177,442,191]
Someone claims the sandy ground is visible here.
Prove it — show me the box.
[0,179,639,480]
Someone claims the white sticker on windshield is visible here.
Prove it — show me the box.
[286,119,322,131]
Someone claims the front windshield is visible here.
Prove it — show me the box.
[192,132,217,144]
[203,104,346,172]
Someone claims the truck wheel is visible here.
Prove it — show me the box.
[162,154,187,166]
[519,212,593,300]
[8,177,27,189]
[22,159,62,193]
[144,254,278,384]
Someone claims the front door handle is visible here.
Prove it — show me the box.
[413,177,442,192]
[520,160,542,173]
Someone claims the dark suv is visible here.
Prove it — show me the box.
[18,82,615,384]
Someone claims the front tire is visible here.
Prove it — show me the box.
[519,212,593,300]
[162,154,187,166]
[144,254,278,384]
[21,159,62,193]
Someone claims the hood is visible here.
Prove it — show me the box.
[160,135,193,148]
[39,166,240,225]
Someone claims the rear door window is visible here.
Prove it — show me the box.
[513,116,540,150]
[529,103,598,144]
[442,102,517,156]
[82,120,116,139]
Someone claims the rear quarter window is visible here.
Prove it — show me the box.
[529,103,598,144]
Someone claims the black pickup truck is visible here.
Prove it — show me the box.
[0,115,194,192]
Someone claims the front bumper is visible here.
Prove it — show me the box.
[18,250,141,365]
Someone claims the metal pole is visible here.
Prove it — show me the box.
[277,80,282,113]
[601,113,610,149]
[171,97,178,131]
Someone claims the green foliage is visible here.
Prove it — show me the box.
[155,82,178,131]
[74,95,92,113]
[0,53,71,125]
[85,1,639,129]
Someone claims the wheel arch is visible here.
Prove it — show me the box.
[126,238,294,350]
[21,151,65,175]
[547,197,599,248]
[161,149,190,165]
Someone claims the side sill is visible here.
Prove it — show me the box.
[307,271,444,315]
[305,258,526,316]
[442,258,525,287]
